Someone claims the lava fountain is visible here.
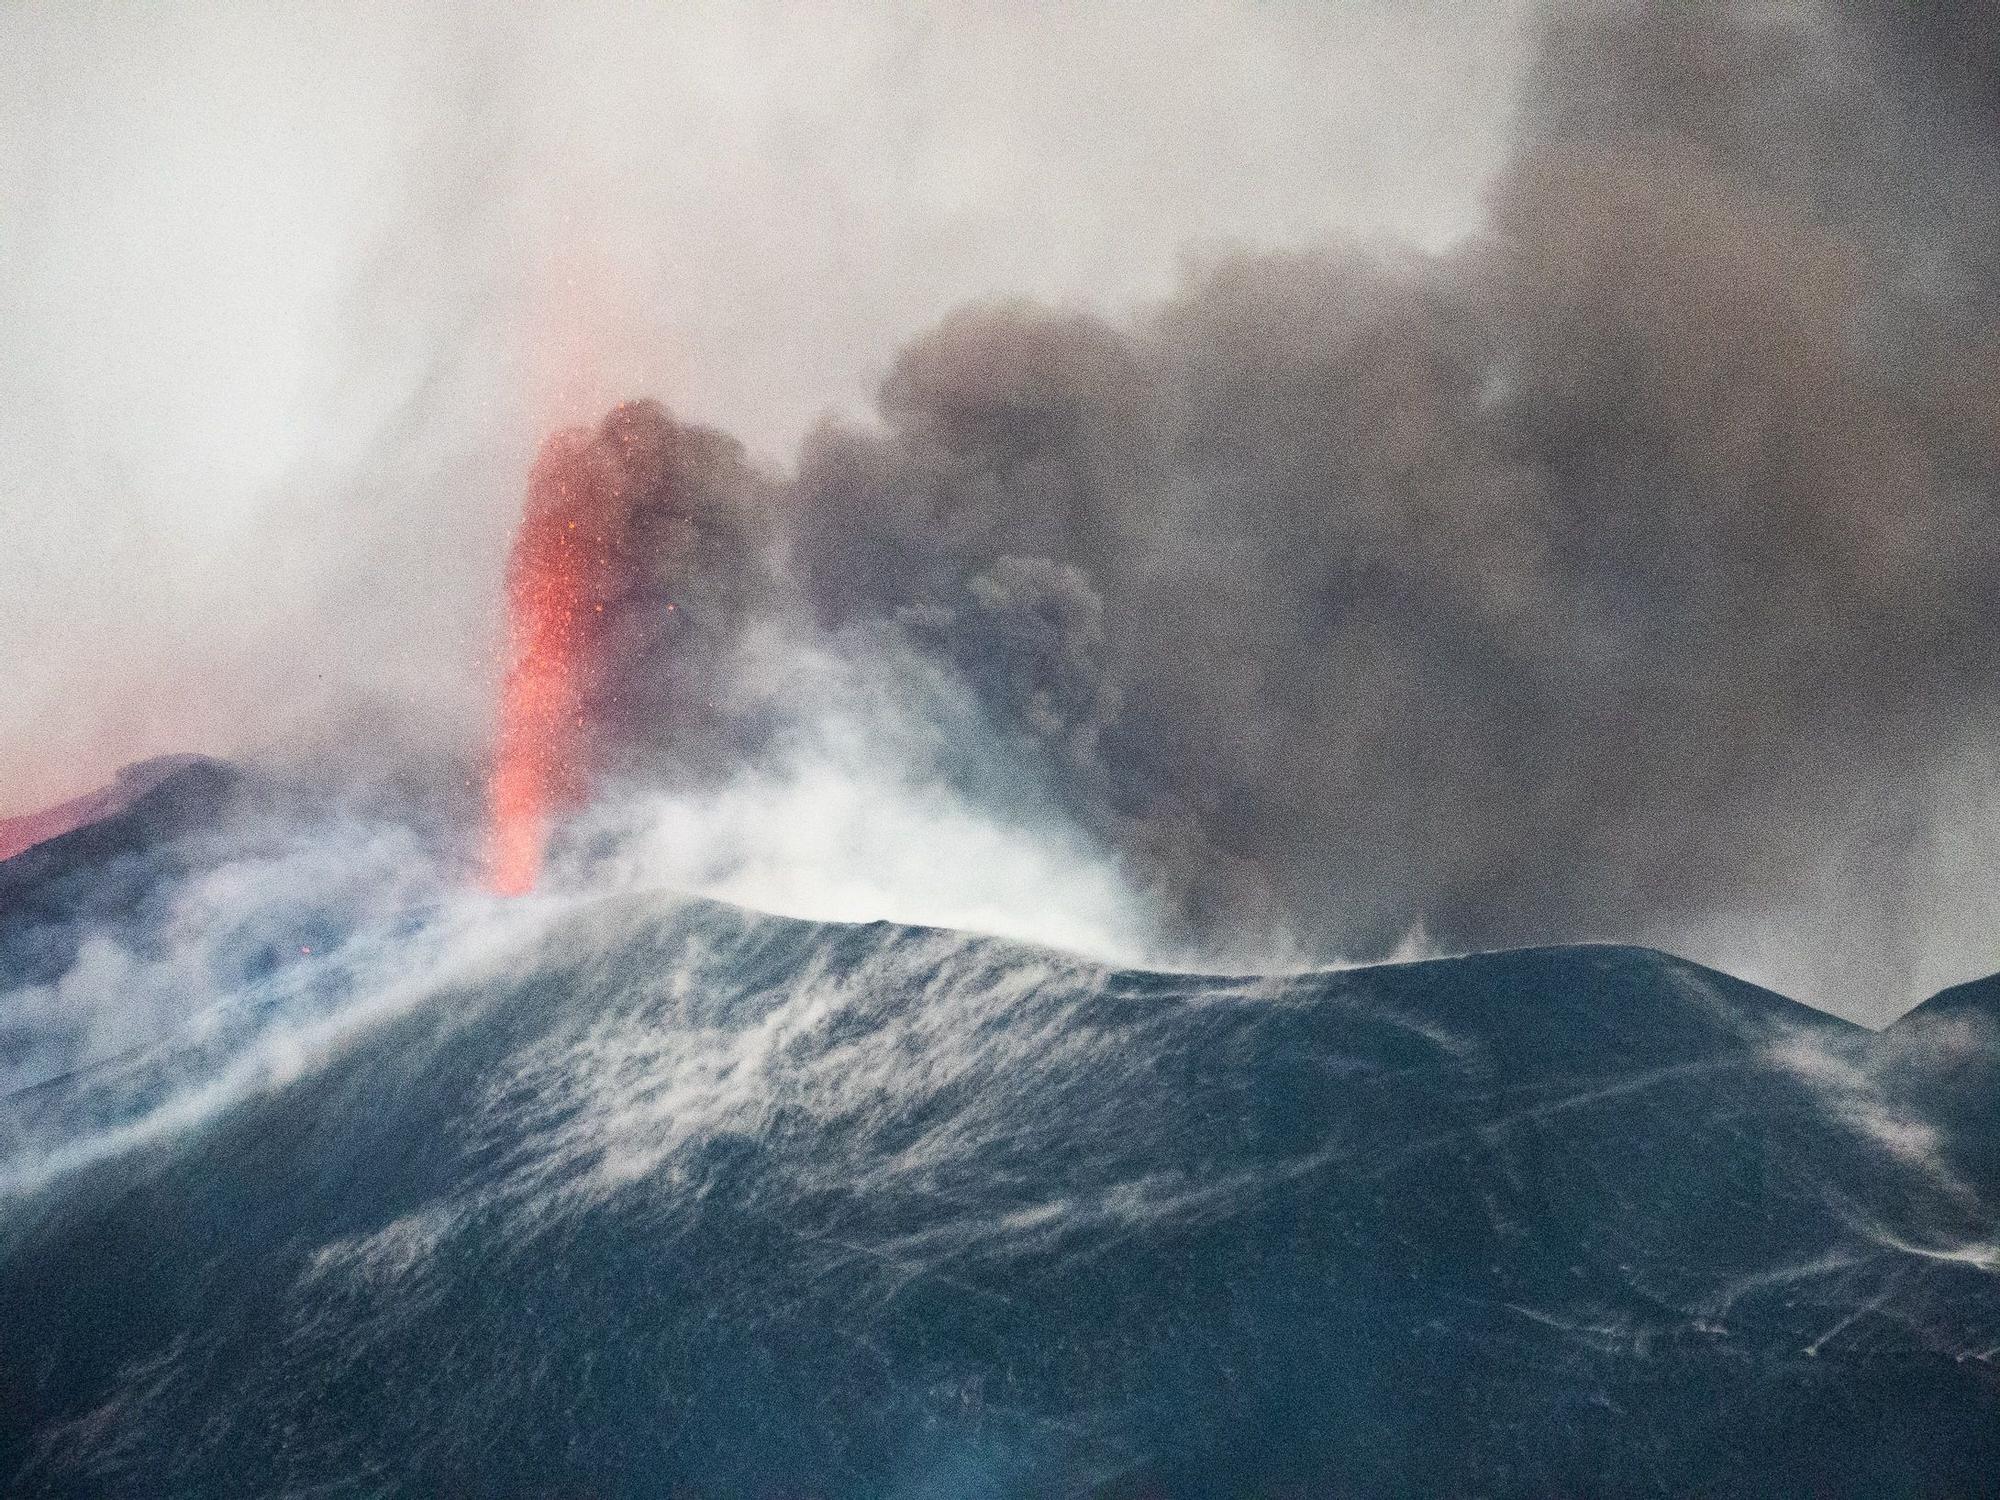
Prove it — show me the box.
[484,437,610,895]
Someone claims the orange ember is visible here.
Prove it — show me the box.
[484,440,609,894]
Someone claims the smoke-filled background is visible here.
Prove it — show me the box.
[4,0,1997,1021]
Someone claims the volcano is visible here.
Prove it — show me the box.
[0,757,210,864]
[0,762,1997,1496]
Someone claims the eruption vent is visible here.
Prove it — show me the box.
[484,437,612,894]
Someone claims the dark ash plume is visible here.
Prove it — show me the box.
[581,2,2000,1010]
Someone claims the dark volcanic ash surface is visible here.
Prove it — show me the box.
[1,768,1998,1497]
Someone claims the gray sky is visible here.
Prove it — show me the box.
[0,0,1531,809]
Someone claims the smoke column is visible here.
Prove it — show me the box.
[484,437,611,894]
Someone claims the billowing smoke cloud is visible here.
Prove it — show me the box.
[506,2,2000,1017]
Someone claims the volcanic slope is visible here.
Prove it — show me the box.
[2,821,1999,1493]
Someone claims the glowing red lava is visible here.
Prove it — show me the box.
[484,439,607,895]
